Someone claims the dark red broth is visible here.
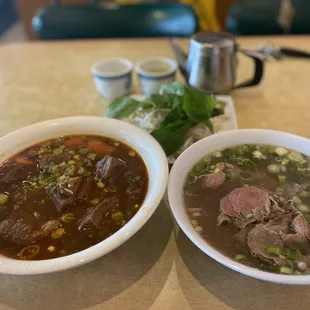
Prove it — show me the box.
[0,135,148,260]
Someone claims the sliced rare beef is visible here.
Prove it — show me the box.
[47,177,82,213]
[194,172,226,190]
[95,156,127,183]
[218,186,285,228]
[78,197,119,231]
[215,162,240,179]
[247,214,310,264]
[292,214,310,237]
[0,165,24,191]
[247,222,289,266]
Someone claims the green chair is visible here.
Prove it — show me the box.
[32,1,198,40]
[226,0,310,35]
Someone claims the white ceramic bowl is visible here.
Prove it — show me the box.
[0,116,168,275]
[168,129,310,285]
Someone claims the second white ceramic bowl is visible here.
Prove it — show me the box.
[168,129,310,285]
[0,116,168,275]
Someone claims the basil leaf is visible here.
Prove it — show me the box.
[146,94,182,110]
[105,96,141,119]
[160,82,185,95]
[161,105,187,127]
[151,120,196,156]
[183,87,217,122]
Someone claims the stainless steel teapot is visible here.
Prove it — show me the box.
[170,31,264,93]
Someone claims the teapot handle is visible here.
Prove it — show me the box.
[236,49,264,88]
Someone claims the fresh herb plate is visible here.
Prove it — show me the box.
[107,93,238,163]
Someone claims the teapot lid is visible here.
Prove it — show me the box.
[191,31,235,49]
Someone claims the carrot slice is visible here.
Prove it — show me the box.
[87,140,115,154]
[15,155,33,165]
[64,137,84,147]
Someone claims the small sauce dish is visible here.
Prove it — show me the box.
[135,58,177,95]
[91,58,133,99]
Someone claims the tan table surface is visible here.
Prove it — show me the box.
[0,36,310,310]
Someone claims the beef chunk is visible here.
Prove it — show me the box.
[0,211,38,245]
[76,177,93,203]
[39,219,60,236]
[0,165,24,191]
[78,197,119,231]
[47,177,82,213]
[218,186,285,229]
[0,211,61,245]
[95,156,127,182]
[292,214,310,237]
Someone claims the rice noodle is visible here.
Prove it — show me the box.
[121,108,231,163]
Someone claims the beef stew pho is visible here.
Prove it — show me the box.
[0,135,148,260]
[184,144,310,275]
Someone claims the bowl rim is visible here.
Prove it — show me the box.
[168,129,310,285]
[0,116,168,275]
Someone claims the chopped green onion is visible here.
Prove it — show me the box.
[96,181,104,189]
[90,197,100,205]
[292,196,302,205]
[252,150,262,159]
[278,175,287,183]
[79,148,89,155]
[284,248,299,261]
[266,247,281,256]
[134,204,139,209]
[128,151,135,156]
[0,193,9,205]
[281,158,290,165]
[73,154,80,160]
[47,245,56,252]
[213,168,221,174]
[280,267,293,274]
[87,153,97,159]
[195,226,203,233]
[112,211,124,221]
[294,270,302,275]
[275,147,289,156]
[191,219,198,227]
[268,164,281,174]
[51,227,65,239]
[298,204,310,213]
[61,213,75,223]
[287,151,303,162]
[234,254,246,261]
[17,245,40,260]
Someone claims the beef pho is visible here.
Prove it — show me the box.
[184,144,310,275]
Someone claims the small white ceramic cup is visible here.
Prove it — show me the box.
[91,58,133,99]
[135,57,178,95]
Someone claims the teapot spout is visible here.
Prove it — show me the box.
[169,38,189,82]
